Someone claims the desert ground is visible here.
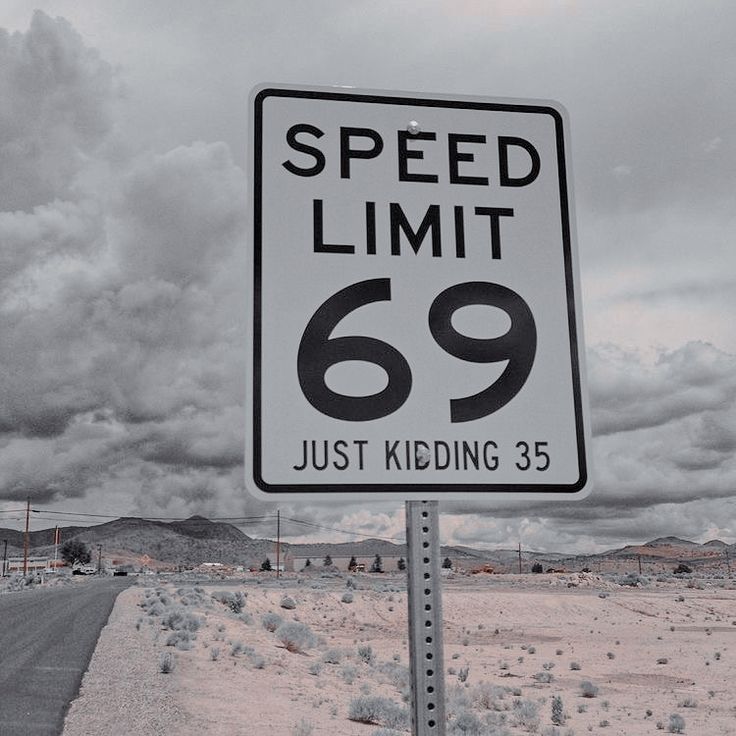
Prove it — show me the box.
[60,571,736,736]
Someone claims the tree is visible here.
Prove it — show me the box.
[348,556,357,572]
[532,562,544,574]
[303,558,311,569]
[61,539,91,566]
[397,557,406,571]
[323,554,333,567]
[674,563,692,575]
[442,557,453,569]
[370,554,383,573]
[261,558,272,572]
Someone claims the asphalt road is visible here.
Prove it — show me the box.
[0,577,132,736]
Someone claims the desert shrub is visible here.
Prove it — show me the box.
[618,572,649,587]
[341,664,358,684]
[678,697,697,708]
[292,719,314,736]
[323,648,342,664]
[551,695,564,725]
[280,595,297,610]
[177,587,208,606]
[262,612,283,632]
[657,657,669,665]
[247,651,265,669]
[449,708,483,735]
[458,665,470,683]
[275,622,317,653]
[209,647,220,661]
[159,652,176,673]
[569,661,581,670]
[211,590,246,613]
[512,699,540,732]
[473,682,507,711]
[342,591,354,603]
[166,629,194,650]
[668,714,685,733]
[348,696,408,730]
[580,680,599,698]
[161,609,201,633]
[533,671,553,683]
[358,644,375,664]
[308,662,323,676]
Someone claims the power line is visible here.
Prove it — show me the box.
[280,516,405,543]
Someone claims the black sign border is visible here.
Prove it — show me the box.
[252,87,587,495]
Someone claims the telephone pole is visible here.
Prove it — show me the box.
[275,510,281,579]
[518,542,522,574]
[97,544,103,574]
[23,497,30,576]
[2,538,7,577]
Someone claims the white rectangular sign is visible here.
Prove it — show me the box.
[247,84,591,500]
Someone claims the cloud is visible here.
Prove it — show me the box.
[589,341,736,436]
[0,13,246,510]
[0,10,117,211]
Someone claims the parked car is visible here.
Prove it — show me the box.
[72,565,97,575]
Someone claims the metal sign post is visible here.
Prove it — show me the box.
[406,500,446,736]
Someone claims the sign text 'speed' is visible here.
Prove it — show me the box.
[283,125,541,261]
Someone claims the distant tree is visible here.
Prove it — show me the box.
[531,562,544,574]
[303,558,311,569]
[442,557,453,569]
[348,556,357,572]
[61,539,91,566]
[370,554,383,573]
[323,554,333,567]
[397,557,406,571]
[261,558,272,572]
[674,563,692,575]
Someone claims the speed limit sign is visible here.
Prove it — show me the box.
[246,84,591,500]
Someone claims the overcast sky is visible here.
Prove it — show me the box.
[0,1,734,553]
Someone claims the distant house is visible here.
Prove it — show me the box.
[6,556,49,573]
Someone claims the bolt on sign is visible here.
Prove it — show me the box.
[246,84,591,501]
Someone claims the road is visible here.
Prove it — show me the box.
[0,577,131,736]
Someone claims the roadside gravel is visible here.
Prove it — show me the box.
[61,585,193,736]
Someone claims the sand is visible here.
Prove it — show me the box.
[62,571,736,735]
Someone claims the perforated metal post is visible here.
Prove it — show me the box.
[406,500,446,736]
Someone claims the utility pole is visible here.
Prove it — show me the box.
[725,548,731,576]
[518,542,522,574]
[638,555,642,575]
[2,538,7,577]
[53,526,60,570]
[275,510,281,579]
[23,497,30,576]
[97,544,103,574]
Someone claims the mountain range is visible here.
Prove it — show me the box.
[1,516,733,574]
